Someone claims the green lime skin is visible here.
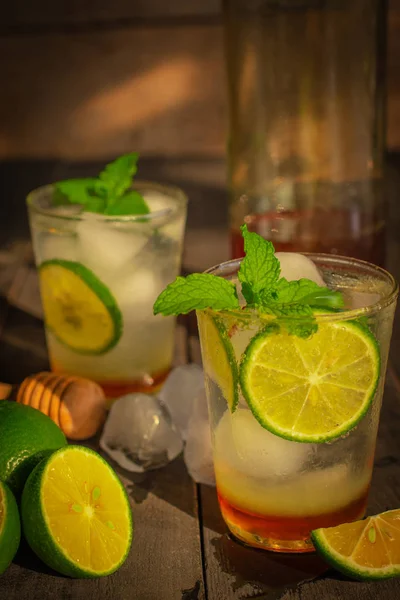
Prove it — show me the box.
[0,401,67,496]
[0,481,21,574]
[21,446,133,578]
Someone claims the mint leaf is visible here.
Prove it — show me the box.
[54,178,97,205]
[153,274,240,316]
[51,153,150,216]
[84,196,107,213]
[258,278,343,338]
[273,278,344,309]
[97,153,139,200]
[104,191,150,216]
[238,224,280,305]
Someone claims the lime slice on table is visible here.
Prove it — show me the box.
[39,260,122,355]
[240,318,380,443]
[197,312,239,412]
[311,509,400,580]
[21,445,133,578]
[0,481,21,575]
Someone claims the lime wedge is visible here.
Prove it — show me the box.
[0,481,21,574]
[312,509,400,580]
[197,312,239,412]
[39,260,122,355]
[240,319,380,443]
[21,445,133,578]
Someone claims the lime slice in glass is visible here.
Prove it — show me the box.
[197,312,239,412]
[39,260,122,355]
[240,319,380,443]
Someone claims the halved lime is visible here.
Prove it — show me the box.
[21,445,133,578]
[240,319,380,443]
[39,260,122,355]
[197,312,239,412]
[312,509,400,580]
[0,481,21,574]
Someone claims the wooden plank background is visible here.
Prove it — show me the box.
[1,0,400,163]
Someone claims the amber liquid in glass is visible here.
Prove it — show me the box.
[218,486,370,553]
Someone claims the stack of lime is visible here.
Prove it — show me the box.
[0,401,133,577]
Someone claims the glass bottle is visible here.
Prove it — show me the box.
[225,0,387,266]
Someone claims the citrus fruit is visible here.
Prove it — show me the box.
[0,401,67,495]
[0,481,21,574]
[197,312,238,411]
[240,319,380,443]
[21,445,133,578]
[311,509,400,580]
[39,260,122,355]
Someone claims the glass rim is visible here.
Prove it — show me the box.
[202,254,399,322]
[26,180,188,223]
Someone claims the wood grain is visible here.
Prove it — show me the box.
[3,459,205,600]
[1,3,400,163]
[1,0,221,27]
[0,25,225,161]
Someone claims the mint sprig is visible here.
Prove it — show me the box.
[53,153,150,217]
[153,224,344,338]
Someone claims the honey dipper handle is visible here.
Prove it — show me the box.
[0,382,13,400]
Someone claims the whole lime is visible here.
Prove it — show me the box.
[0,401,67,496]
[0,480,21,574]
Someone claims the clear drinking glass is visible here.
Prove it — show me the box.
[224,0,387,265]
[27,182,187,400]
[197,255,397,553]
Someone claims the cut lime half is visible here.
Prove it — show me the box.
[240,319,380,443]
[312,509,400,580]
[21,445,133,578]
[39,260,122,355]
[0,481,21,574]
[197,312,239,412]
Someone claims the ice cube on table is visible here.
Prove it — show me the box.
[77,216,149,274]
[214,408,309,479]
[183,388,215,486]
[159,364,205,440]
[100,393,183,473]
[39,233,79,263]
[276,252,325,286]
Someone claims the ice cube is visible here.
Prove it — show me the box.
[276,252,325,286]
[349,290,381,309]
[159,364,205,440]
[40,233,79,263]
[99,393,183,473]
[214,408,309,479]
[112,267,165,315]
[183,389,215,486]
[145,191,185,243]
[77,215,149,274]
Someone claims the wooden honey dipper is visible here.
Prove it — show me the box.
[0,372,107,440]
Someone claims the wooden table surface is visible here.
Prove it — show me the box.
[1,157,400,599]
